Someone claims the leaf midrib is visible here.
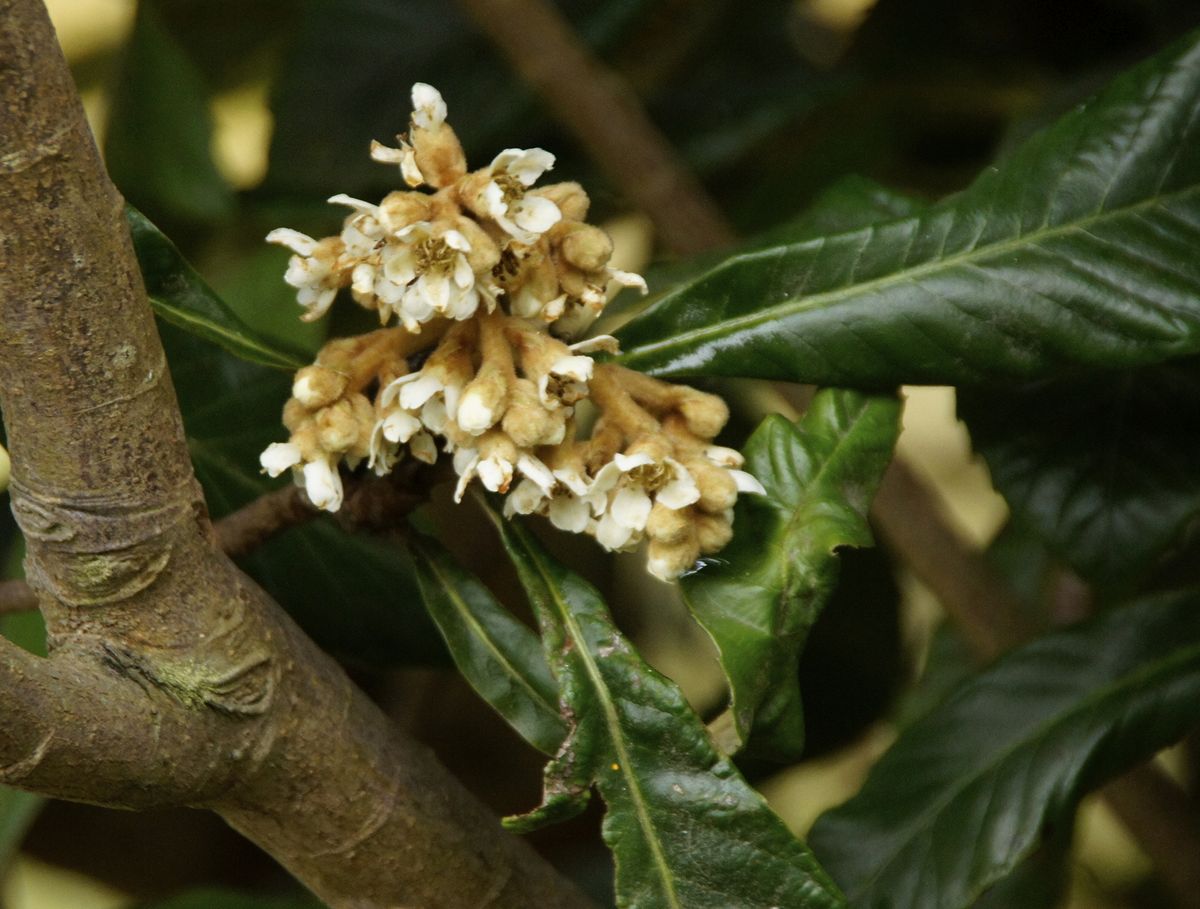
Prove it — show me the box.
[419,550,562,749]
[841,630,1200,904]
[523,542,683,909]
[621,186,1196,366]
[151,297,304,370]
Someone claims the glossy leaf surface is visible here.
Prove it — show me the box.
[411,535,566,754]
[682,391,900,759]
[129,209,306,371]
[616,33,1200,386]
[959,358,1200,591]
[810,589,1200,909]
[489,511,845,909]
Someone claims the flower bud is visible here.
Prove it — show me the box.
[695,511,734,554]
[560,224,613,273]
[646,501,691,545]
[283,398,310,433]
[503,379,562,448]
[690,460,738,513]
[678,392,729,440]
[647,538,700,581]
[379,191,433,229]
[292,365,348,409]
[533,182,590,221]
[316,400,361,453]
[457,363,509,435]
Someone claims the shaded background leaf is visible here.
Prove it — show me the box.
[810,589,1200,909]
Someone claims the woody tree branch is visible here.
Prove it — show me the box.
[0,2,591,906]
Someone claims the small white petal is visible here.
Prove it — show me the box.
[453,453,479,503]
[705,446,745,469]
[398,374,444,410]
[303,459,343,512]
[400,146,425,187]
[730,469,767,496]
[421,396,449,433]
[327,193,379,215]
[517,454,556,494]
[453,447,479,475]
[512,195,561,234]
[594,511,635,551]
[418,271,452,313]
[410,431,438,464]
[477,456,514,493]
[612,487,653,530]
[569,335,621,355]
[411,82,447,129]
[260,442,302,477]
[608,268,648,294]
[381,409,422,444]
[481,182,508,219]
[351,262,376,296]
[589,461,624,497]
[490,147,555,185]
[550,355,593,383]
[369,140,406,164]
[507,479,546,516]
[613,452,655,472]
[265,228,317,256]
[656,461,701,510]
[553,468,591,497]
[548,496,590,533]
[457,388,498,435]
[453,254,475,290]
[443,229,471,252]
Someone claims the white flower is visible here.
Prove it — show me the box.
[303,458,344,512]
[588,453,700,551]
[730,469,766,496]
[265,229,342,321]
[479,148,562,243]
[378,222,480,330]
[260,442,302,477]
[538,355,593,408]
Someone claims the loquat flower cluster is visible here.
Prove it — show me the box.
[260,84,763,580]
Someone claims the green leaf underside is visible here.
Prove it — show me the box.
[128,207,306,371]
[410,536,566,755]
[615,33,1200,386]
[809,589,1200,909]
[959,357,1200,590]
[681,391,900,760]
[488,509,845,909]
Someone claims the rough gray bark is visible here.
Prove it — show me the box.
[0,2,593,906]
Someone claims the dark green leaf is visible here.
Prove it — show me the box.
[104,0,234,225]
[488,509,846,909]
[959,358,1200,591]
[616,33,1200,386]
[129,208,306,371]
[809,588,1200,909]
[158,318,445,666]
[410,535,566,754]
[681,390,900,760]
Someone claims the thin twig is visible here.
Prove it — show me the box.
[459,2,1200,902]
[215,484,314,559]
[456,0,735,255]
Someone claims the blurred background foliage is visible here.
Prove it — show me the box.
[4,0,1200,906]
